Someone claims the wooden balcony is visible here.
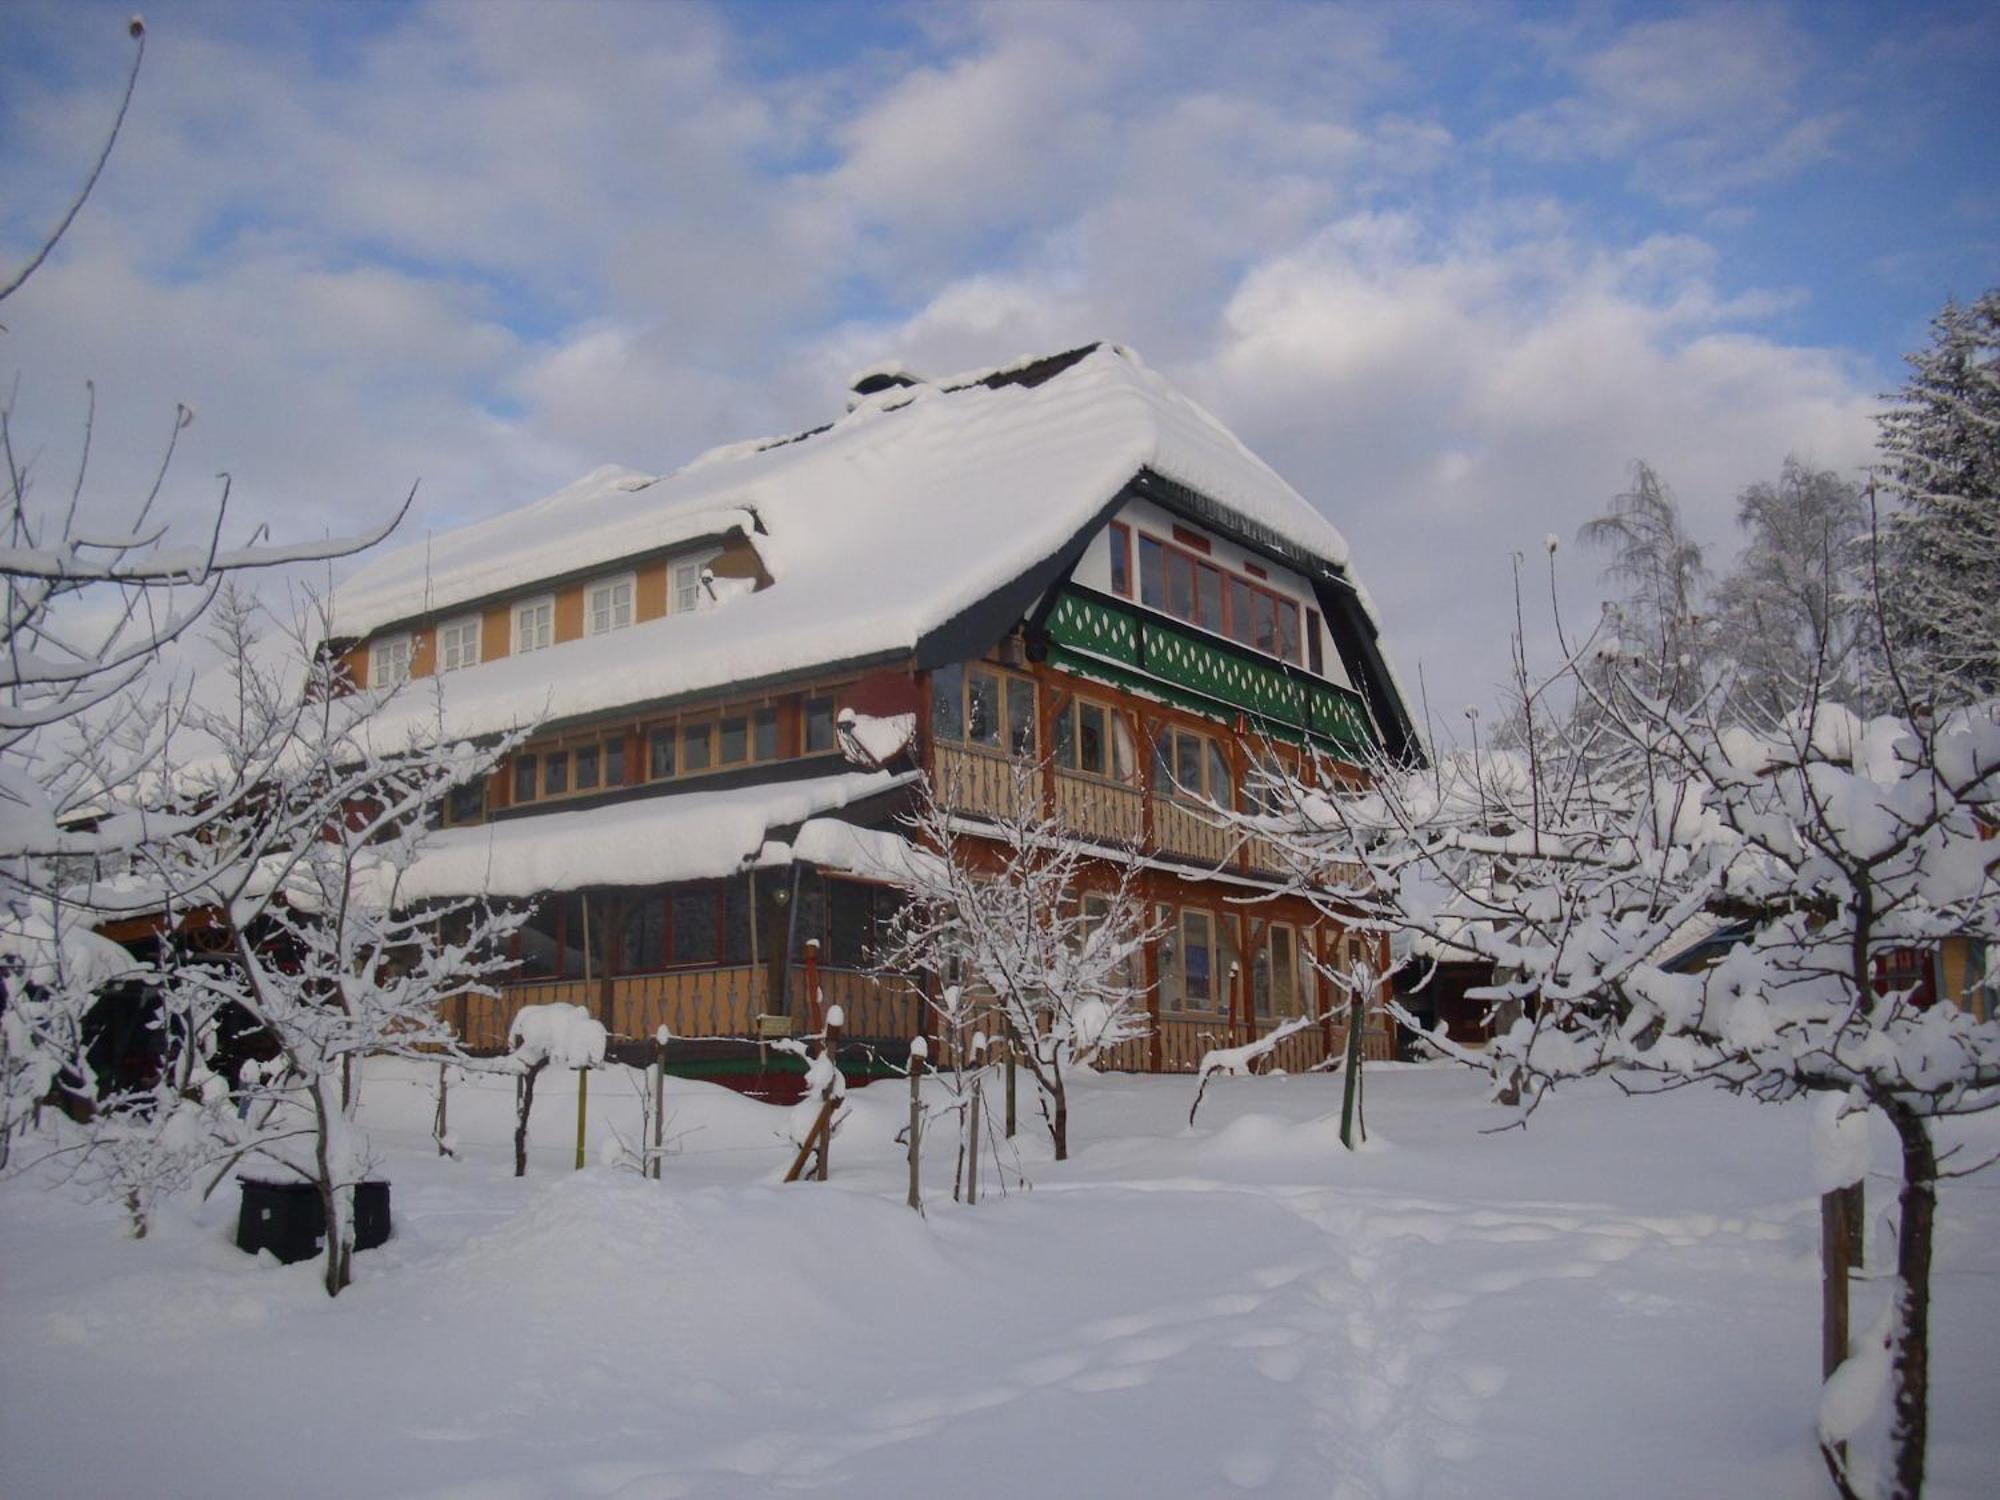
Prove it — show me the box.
[934,744,1036,823]
[1054,770,1144,846]
[1153,796,1235,867]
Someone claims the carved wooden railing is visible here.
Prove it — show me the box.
[933,745,1035,823]
[792,966,927,1041]
[1153,798,1235,867]
[1054,771,1144,846]
[614,966,766,1041]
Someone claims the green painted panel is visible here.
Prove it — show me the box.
[1043,587,1376,757]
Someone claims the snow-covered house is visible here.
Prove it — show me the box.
[325,344,1421,1075]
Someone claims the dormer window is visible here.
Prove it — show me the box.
[513,595,555,655]
[671,550,720,614]
[369,633,413,687]
[438,615,482,672]
[586,573,635,636]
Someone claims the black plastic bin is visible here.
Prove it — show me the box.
[236,1178,391,1263]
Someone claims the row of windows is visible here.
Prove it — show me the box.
[1157,906,1310,1017]
[486,692,843,814]
[1106,522,1324,673]
[929,662,1295,811]
[365,547,723,687]
[930,662,1037,756]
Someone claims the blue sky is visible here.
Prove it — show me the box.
[2,0,1994,716]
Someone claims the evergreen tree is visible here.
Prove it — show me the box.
[1877,289,2000,704]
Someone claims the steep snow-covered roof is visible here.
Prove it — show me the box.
[335,345,1370,745]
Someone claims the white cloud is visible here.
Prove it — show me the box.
[1493,8,1846,201]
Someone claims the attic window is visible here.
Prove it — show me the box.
[513,595,555,654]
[586,573,635,636]
[671,550,721,614]
[438,615,481,672]
[369,633,413,688]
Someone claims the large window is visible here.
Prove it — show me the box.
[1254,923,1299,1018]
[789,874,902,970]
[1152,726,1233,808]
[1133,529,1307,667]
[369,633,413,688]
[586,573,635,636]
[1052,697,1138,783]
[804,695,837,754]
[438,615,481,672]
[616,881,755,973]
[513,595,555,655]
[516,895,591,980]
[931,663,1036,756]
[1180,909,1214,1010]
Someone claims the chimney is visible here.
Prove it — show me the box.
[846,362,924,411]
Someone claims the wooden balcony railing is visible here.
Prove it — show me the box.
[790,966,927,1041]
[1153,797,1235,867]
[934,744,1036,823]
[1054,771,1144,846]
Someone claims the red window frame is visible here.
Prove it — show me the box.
[1134,528,1310,668]
[1108,522,1133,598]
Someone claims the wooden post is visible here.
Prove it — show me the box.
[816,1006,843,1182]
[1339,988,1366,1150]
[907,1036,927,1213]
[649,1029,667,1181]
[433,1061,451,1157]
[967,1071,983,1206]
[803,938,822,1032]
[1005,1030,1018,1139]
[575,1066,589,1170]
[1821,1181,1865,1379]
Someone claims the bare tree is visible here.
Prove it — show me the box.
[148,594,525,1296]
[1711,457,1872,722]
[0,17,407,1172]
[1254,571,2000,1500]
[879,761,1157,1163]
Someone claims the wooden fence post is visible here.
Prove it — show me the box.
[649,1028,667,1181]
[575,1066,589,1171]
[816,1006,843,1182]
[1339,988,1366,1150]
[1822,1181,1865,1378]
[1005,1030,1018,1140]
[907,1036,927,1213]
[433,1062,451,1158]
[967,1071,983,1206]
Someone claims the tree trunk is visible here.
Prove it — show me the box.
[1050,1066,1068,1163]
[1883,1102,1937,1500]
[513,1060,545,1178]
[312,1078,351,1298]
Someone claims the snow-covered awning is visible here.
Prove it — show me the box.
[399,770,916,901]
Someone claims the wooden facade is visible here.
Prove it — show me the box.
[328,407,1414,1077]
[440,619,1397,1073]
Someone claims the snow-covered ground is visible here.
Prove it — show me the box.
[3,1060,1995,1499]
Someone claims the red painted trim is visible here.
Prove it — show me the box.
[1170,524,1211,554]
